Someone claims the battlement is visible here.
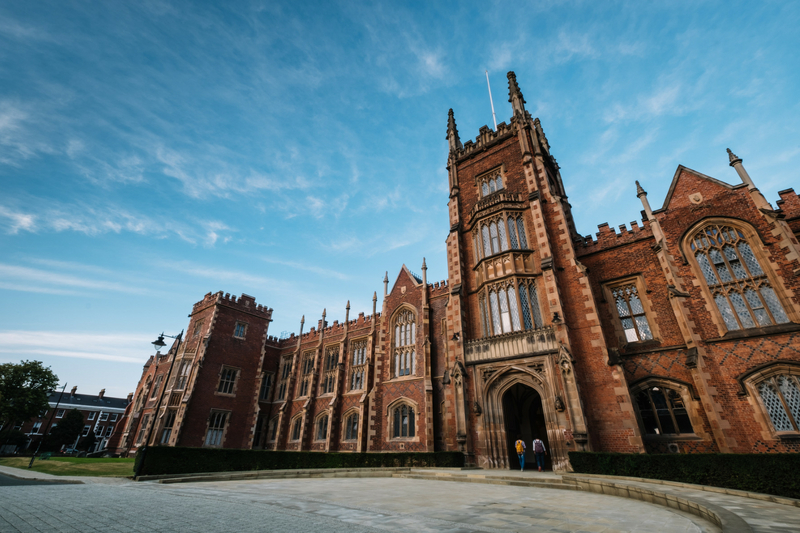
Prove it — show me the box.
[192,291,273,319]
[429,279,449,295]
[468,191,527,224]
[577,217,654,256]
[456,120,517,161]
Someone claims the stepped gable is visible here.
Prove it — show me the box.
[577,216,654,257]
[191,291,273,319]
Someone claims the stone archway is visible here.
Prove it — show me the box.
[502,383,551,471]
[478,363,570,471]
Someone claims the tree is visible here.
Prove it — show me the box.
[78,430,96,452]
[46,409,84,450]
[0,360,58,439]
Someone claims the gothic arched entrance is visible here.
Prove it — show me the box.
[502,383,550,470]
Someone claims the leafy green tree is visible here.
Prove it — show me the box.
[78,430,96,451]
[0,360,58,439]
[46,409,85,450]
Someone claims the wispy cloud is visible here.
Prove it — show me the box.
[0,263,148,296]
[0,330,150,364]
[261,257,350,281]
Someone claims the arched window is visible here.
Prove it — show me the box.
[298,352,313,397]
[756,374,800,432]
[612,284,653,342]
[343,411,359,441]
[689,223,790,331]
[267,417,278,441]
[393,310,416,377]
[634,386,694,436]
[315,414,329,441]
[350,339,367,390]
[392,404,415,438]
[479,172,504,198]
[290,417,302,441]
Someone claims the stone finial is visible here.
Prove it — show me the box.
[98,388,105,399]
[70,386,77,396]
[421,257,427,270]
[373,291,377,302]
[507,71,526,115]
[383,271,389,297]
[346,300,350,310]
[727,148,742,167]
[446,108,463,152]
[300,315,305,325]
[322,308,326,318]
[636,180,647,198]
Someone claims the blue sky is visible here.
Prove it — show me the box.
[1,1,798,397]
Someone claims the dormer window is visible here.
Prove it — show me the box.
[479,169,504,197]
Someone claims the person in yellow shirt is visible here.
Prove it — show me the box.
[514,435,526,471]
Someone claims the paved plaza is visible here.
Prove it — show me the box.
[1,466,798,532]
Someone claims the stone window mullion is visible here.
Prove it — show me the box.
[774,376,800,432]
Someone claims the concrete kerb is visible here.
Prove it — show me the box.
[138,466,413,483]
[561,472,800,508]
[0,465,84,484]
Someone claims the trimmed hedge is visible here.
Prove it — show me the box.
[569,451,800,499]
[135,446,464,477]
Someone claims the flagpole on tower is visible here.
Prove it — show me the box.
[485,70,498,131]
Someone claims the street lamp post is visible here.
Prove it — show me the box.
[133,331,183,477]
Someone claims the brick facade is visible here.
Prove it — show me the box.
[118,72,800,469]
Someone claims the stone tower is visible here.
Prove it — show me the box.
[443,72,644,470]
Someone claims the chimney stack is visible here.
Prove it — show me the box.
[98,388,105,399]
[126,393,133,404]
[70,386,77,396]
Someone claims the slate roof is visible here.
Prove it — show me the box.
[48,391,129,410]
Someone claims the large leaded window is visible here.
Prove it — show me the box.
[217,367,238,395]
[612,283,653,342]
[689,223,790,331]
[480,280,542,337]
[259,373,273,402]
[174,360,191,390]
[393,310,416,377]
[351,339,367,390]
[320,346,337,395]
[392,404,415,438]
[160,410,177,444]
[634,386,694,436]
[756,374,800,433]
[476,214,529,260]
[290,417,302,441]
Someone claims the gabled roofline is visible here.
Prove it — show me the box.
[389,264,422,295]
[653,165,746,214]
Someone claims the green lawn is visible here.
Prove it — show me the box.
[0,456,135,477]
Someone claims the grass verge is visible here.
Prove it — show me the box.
[0,457,135,477]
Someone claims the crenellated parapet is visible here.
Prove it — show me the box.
[455,120,517,162]
[191,291,273,319]
[428,279,450,298]
[576,217,655,257]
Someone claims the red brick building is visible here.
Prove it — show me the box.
[118,72,800,470]
[20,387,131,453]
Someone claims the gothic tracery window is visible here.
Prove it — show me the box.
[350,339,367,390]
[476,214,529,260]
[611,283,653,342]
[690,223,790,331]
[392,404,415,438]
[393,310,416,377]
[756,374,800,432]
[480,171,504,197]
[344,412,359,440]
[298,352,314,397]
[321,345,337,395]
[315,414,329,441]
[277,357,291,401]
